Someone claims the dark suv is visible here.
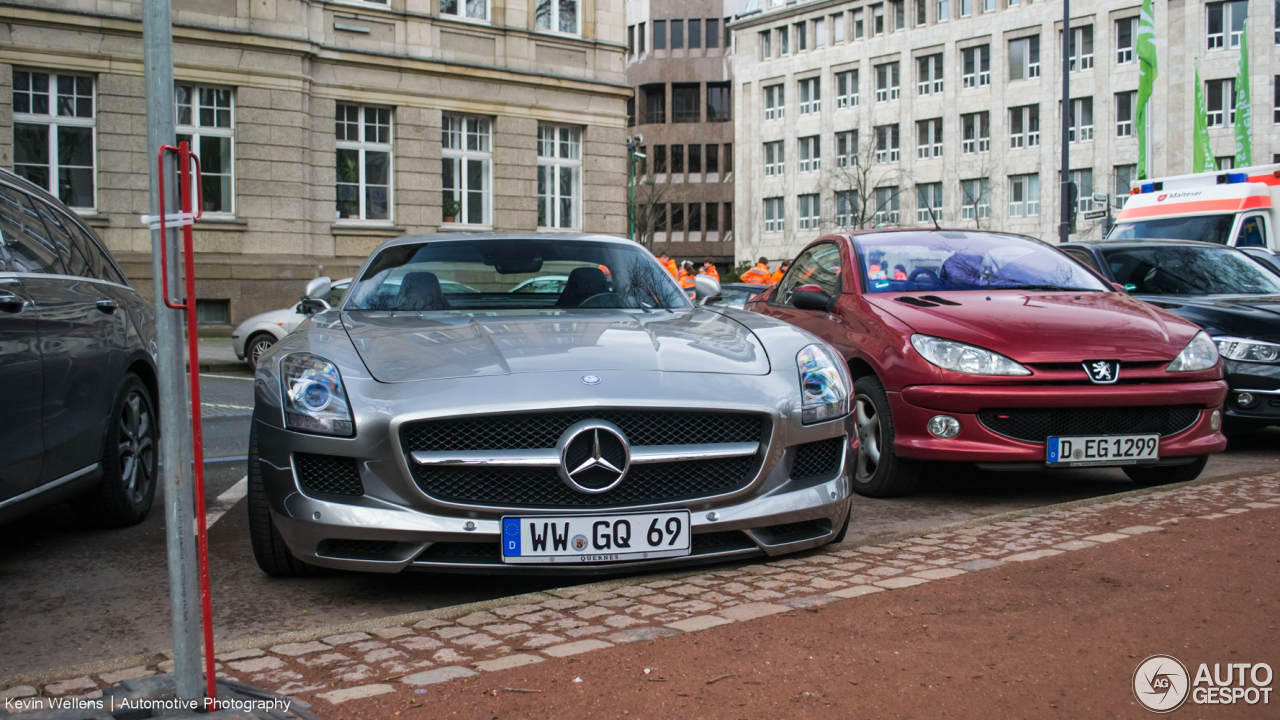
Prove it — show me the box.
[0,168,159,526]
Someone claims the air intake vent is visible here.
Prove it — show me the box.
[792,437,844,480]
[757,519,831,544]
[895,296,939,307]
[919,295,961,306]
[295,454,364,496]
[320,539,395,557]
[977,406,1200,443]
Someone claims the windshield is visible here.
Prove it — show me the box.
[1108,215,1236,244]
[1100,245,1280,295]
[344,239,691,311]
[852,232,1108,293]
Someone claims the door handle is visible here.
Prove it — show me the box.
[0,292,25,313]
[96,298,119,313]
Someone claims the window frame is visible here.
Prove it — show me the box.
[764,196,785,233]
[916,118,943,159]
[798,76,822,114]
[764,84,786,120]
[11,69,98,212]
[961,111,990,154]
[875,124,901,164]
[535,0,581,35]
[798,135,821,173]
[1008,36,1041,81]
[961,45,991,88]
[1116,17,1136,64]
[1068,97,1094,143]
[798,193,820,230]
[836,130,858,167]
[874,186,900,225]
[335,103,394,224]
[175,84,236,217]
[1008,173,1040,217]
[916,182,943,223]
[916,53,943,96]
[536,123,582,230]
[440,0,490,23]
[440,113,491,227]
[1116,91,1136,137]
[875,62,900,102]
[1009,104,1041,149]
[1070,168,1094,213]
[960,177,990,220]
[836,69,860,108]
[764,140,785,177]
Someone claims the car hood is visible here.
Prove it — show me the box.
[340,308,771,383]
[864,290,1200,363]
[1135,294,1280,342]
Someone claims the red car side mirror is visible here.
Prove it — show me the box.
[1111,282,1128,293]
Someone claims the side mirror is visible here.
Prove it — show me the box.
[299,297,330,315]
[793,288,836,313]
[694,275,722,305]
[304,276,332,301]
[1110,282,1128,293]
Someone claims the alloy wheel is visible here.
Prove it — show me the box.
[118,389,156,505]
[250,338,273,367]
[854,394,881,482]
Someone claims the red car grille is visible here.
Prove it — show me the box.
[977,406,1201,443]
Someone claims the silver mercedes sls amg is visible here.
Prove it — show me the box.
[249,233,853,575]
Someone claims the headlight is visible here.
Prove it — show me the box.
[280,353,354,436]
[1167,332,1219,372]
[910,334,1031,376]
[1215,336,1280,364]
[797,344,850,424]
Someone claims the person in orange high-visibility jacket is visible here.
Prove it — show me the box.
[678,261,696,289]
[740,257,771,284]
[770,260,791,284]
[658,251,678,279]
[701,257,720,282]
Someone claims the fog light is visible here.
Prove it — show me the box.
[1210,409,1222,431]
[928,415,961,439]
[1236,392,1255,407]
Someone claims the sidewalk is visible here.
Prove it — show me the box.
[4,473,1278,718]
[189,337,250,374]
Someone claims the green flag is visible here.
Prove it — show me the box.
[1234,19,1252,168]
[1136,0,1157,179]
[1193,63,1215,172]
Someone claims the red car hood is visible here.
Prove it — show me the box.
[864,290,1199,363]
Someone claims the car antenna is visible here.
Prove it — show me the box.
[925,202,941,231]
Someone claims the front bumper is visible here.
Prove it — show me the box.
[889,381,1229,464]
[255,369,853,574]
[1222,360,1280,425]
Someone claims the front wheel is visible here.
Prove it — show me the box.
[850,376,920,498]
[247,423,321,577]
[1122,455,1209,487]
[246,333,276,370]
[73,373,158,527]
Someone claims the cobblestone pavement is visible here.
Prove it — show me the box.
[4,472,1278,710]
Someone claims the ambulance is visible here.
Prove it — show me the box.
[1107,163,1280,250]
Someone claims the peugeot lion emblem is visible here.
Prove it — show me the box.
[556,420,631,494]
[1083,359,1120,384]
[581,374,601,385]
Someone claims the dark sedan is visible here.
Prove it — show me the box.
[1059,239,1280,430]
[708,282,770,309]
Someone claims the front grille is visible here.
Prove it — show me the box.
[401,410,765,451]
[692,531,753,551]
[411,456,757,508]
[792,437,844,479]
[295,454,364,496]
[977,406,1201,443]
[321,539,395,556]
[416,532,755,565]
[420,541,501,560]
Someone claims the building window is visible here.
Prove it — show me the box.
[440,114,489,225]
[706,83,731,122]
[853,9,865,38]
[707,18,720,48]
[836,70,859,108]
[798,194,820,230]
[1216,155,1235,170]
[937,0,948,21]
[670,202,684,233]
[653,145,667,174]
[1068,98,1094,142]
[983,0,994,12]
[689,19,702,48]
[1070,169,1093,213]
[627,97,635,127]
[913,0,926,25]
[687,202,701,233]
[764,141,785,176]
[1009,36,1041,81]
[644,84,666,123]
[836,130,858,167]
[672,83,700,122]
[724,200,733,232]
[872,3,885,35]
[833,13,845,42]
[875,124,900,164]
[916,118,942,159]
[1116,91,1136,137]
[959,0,971,17]
[671,145,685,174]
[628,25,635,55]
[672,19,685,49]
[655,20,668,49]
[917,183,943,223]
[706,144,720,173]
[441,0,487,22]
[916,54,943,96]
[176,85,234,215]
[1206,1,1247,50]
[1066,25,1094,72]
[1275,77,1280,123]
[962,45,991,88]
[777,26,789,54]
[689,144,702,174]
[874,186,900,225]
[814,18,826,47]
[1008,173,1039,217]
[706,201,719,231]
[724,142,733,173]
[875,62,900,102]
[1206,78,1236,126]
[1114,164,1137,199]
[960,178,990,220]
[536,124,581,229]
[764,84,785,120]
[794,21,807,51]
[798,77,821,114]
[759,30,771,58]
[799,135,821,173]
[764,197,784,232]
[1009,104,1040,148]
[336,103,392,221]
[1116,18,1136,64]
[638,22,646,52]
[961,111,989,154]
[535,0,579,34]
[836,191,858,227]
[12,70,96,209]
[892,0,905,29]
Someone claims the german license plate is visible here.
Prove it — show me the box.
[501,510,691,564]
[1046,434,1160,467]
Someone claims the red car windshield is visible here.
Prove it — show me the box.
[853,232,1108,293]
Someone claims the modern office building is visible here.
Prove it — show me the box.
[730,0,1280,262]
[1,0,629,325]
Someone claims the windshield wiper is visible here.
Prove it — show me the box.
[994,284,1101,292]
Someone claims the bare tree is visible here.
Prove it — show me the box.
[955,151,997,231]
[630,179,683,251]
[819,132,910,233]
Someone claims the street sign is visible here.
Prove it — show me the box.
[1083,209,1108,220]
[1092,193,1109,203]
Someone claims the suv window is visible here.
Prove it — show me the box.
[35,199,101,279]
[0,183,64,274]
[1061,247,1100,272]
[775,242,843,305]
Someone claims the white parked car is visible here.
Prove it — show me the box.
[232,279,351,369]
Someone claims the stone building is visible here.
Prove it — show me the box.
[729,0,1280,263]
[0,0,629,326]
[625,0,751,265]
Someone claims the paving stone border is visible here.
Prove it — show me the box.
[4,472,1277,711]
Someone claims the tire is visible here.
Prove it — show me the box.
[72,373,158,527]
[850,376,921,498]
[1122,455,1210,487]
[245,332,276,371]
[247,422,321,577]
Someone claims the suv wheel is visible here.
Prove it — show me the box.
[72,373,158,527]
[1122,455,1209,487]
[246,333,276,370]
[247,422,321,577]
[850,376,921,498]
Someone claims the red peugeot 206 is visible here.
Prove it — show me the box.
[747,230,1228,497]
